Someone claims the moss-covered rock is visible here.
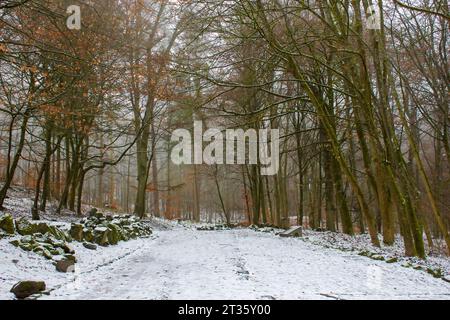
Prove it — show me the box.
[358,250,376,258]
[83,228,93,242]
[93,226,109,246]
[61,242,75,254]
[33,247,52,260]
[87,208,98,217]
[50,247,65,256]
[0,213,15,234]
[10,239,20,247]
[120,230,129,241]
[85,218,98,228]
[371,255,385,261]
[64,254,77,263]
[55,259,75,273]
[426,268,443,278]
[10,281,46,299]
[43,249,53,260]
[51,238,64,248]
[19,242,33,251]
[82,242,97,250]
[107,223,122,245]
[51,213,154,249]
[40,242,54,251]
[11,231,77,263]
[15,218,50,236]
[70,223,84,242]
[21,235,33,243]
[386,257,398,264]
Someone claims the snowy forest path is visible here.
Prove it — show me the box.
[45,228,450,300]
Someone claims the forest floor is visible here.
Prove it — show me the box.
[43,223,450,300]
[1,188,449,300]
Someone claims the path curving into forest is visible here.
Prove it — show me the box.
[44,228,450,300]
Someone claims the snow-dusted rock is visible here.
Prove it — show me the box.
[87,208,98,217]
[15,218,46,235]
[82,242,97,250]
[10,232,75,261]
[61,242,75,254]
[55,259,75,273]
[279,226,303,238]
[65,214,152,247]
[93,226,110,246]
[386,257,398,263]
[14,218,70,242]
[33,246,53,260]
[0,213,15,235]
[83,227,94,242]
[94,226,108,232]
[107,224,121,245]
[70,223,84,241]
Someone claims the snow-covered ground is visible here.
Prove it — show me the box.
[0,234,155,299]
[2,222,448,300]
[1,189,449,300]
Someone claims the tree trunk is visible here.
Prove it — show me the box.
[0,110,30,208]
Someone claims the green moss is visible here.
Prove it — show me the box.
[0,213,15,234]
[386,257,398,264]
[426,268,442,278]
[371,255,385,261]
